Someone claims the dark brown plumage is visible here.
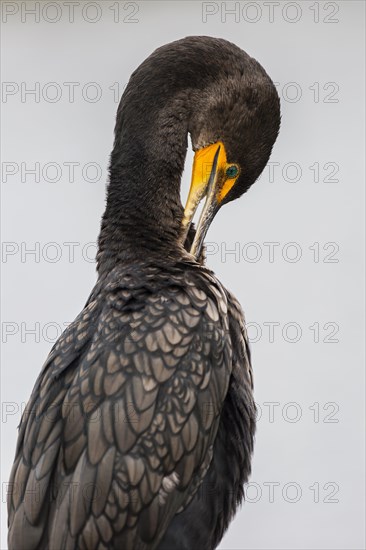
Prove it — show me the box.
[8,36,280,549]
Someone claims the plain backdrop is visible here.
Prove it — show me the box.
[1,1,365,549]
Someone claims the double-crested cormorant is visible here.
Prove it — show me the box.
[8,36,280,549]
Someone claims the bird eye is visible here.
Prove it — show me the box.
[226,165,239,179]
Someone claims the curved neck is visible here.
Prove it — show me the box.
[97,91,191,273]
[96,37,241,274]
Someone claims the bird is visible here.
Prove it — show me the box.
[7,36,280,550]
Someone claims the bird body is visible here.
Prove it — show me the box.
[9,258,254,549]
[8,36,280,549]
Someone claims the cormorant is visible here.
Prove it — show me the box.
[8,36,280,549]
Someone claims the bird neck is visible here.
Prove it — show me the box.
[97,100,189,273]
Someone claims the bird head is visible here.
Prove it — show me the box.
[180,38,281,257]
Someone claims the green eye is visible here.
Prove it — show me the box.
[226,165,239,179]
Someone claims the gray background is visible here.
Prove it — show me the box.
[1,1,365,548]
